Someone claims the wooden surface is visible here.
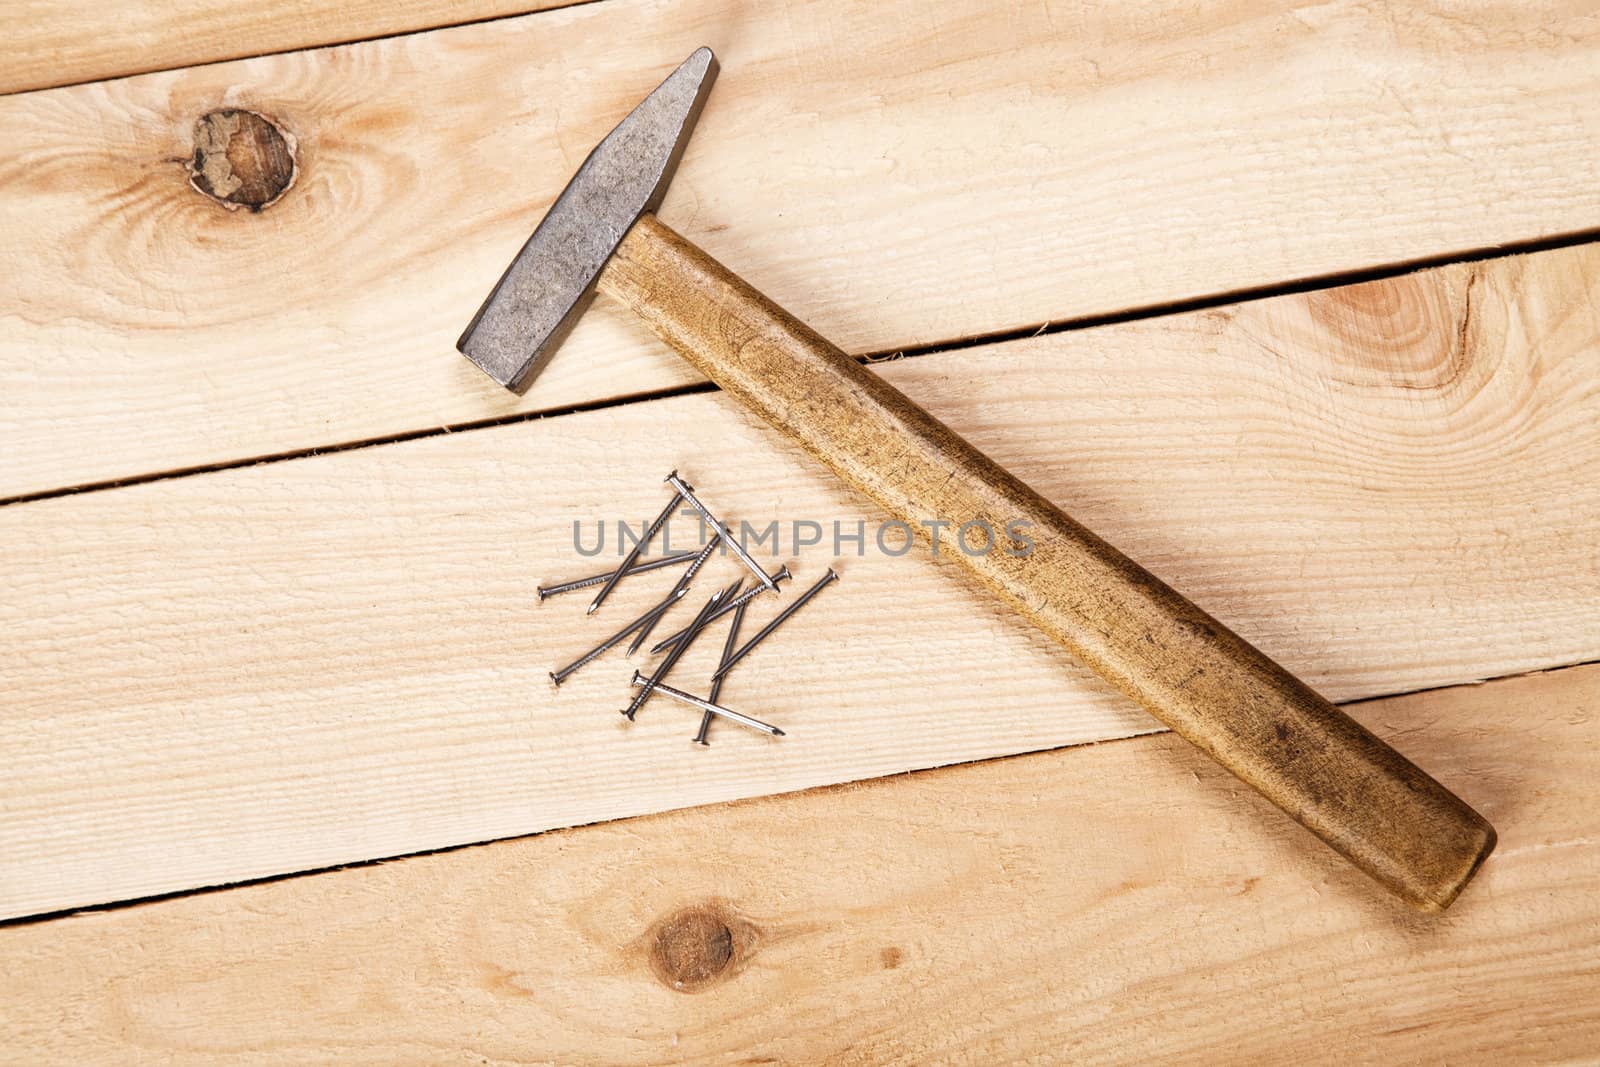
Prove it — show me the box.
[5,243,1598,920]
[5,1,1599,1059]
[0,0,581,94]
[6,0,1600,499]
[3,663,1596,1064]
[605,214,1495,910]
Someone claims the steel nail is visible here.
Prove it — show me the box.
[712,568,839,680]
[696,598,749,744]
[537,550,695,600]
[651,565,790,655]
[623,578,739,720]
[626,532,723,656]
[549,587,689,685]
[587,487,684,615]
[665,471,778,593]
[631,672,784,738]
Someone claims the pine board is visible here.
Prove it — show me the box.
[0,0,579,95]
[2,663,1596,1063]
[5,0,1600,498]
[2,243,1597,920]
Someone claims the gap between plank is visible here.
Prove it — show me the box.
[3,654,1594,930]
[5,226,1599,512]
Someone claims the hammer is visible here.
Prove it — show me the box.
[458,49,1495,910]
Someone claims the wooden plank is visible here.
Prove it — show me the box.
[4,1,1600,499]
[0,1,585,96]
[3,663,1595,1063]
[2,243,1597,920]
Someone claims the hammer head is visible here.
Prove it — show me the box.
[457,48,718,392]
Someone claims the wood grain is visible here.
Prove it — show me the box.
[5,0,1600,498]
[3,663,1595,1064]
[0,0,582,95]
[2,243,1596,920]
[603,214,1495,910]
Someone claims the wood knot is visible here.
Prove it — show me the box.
[189,109,296,211]
[646,903,745,992]
[1303,274,1465,393]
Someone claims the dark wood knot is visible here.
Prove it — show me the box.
[189,109,296,211]
[646,903,742,992]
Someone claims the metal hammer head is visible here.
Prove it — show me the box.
[457,48,718,392]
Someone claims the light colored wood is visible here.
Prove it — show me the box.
[2,243,1597,920]
[604,214,1494,910]
[5,0,1600,499]
[3,663,1596,1064]
[0,0,583,95]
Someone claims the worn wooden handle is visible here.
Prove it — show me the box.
[598,213,1496,910]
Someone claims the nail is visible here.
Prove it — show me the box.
[696,599,749,745]
[651,565,791,654]
[712,568,839,680]
[537,551,695,600]
[588,487,684,615]
[632,672,784,738]
[626,533,723,656]
[665,471,778,594]
[623,579,738,720]
[550,586,687,685]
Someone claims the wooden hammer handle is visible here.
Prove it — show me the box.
[598,213,1495,910]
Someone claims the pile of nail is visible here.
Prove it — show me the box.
[541,471,838,744]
